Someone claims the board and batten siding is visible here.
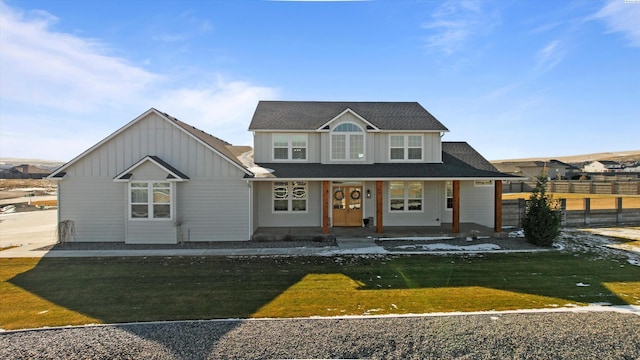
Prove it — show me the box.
[57,112,251,243]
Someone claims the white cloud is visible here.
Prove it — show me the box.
[0,1,278,160]
[422,0,500,54]
[155,78,278,146]
[536,40,565,73]
[0,2,160,112]
[593,0,640,47]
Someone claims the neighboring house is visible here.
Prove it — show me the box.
[583,160,624,173]
[49,102,517,244]
[0,164,50,179]
[493,159,579,180]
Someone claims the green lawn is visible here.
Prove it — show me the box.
[1,251,639,330]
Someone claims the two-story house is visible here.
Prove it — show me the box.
[49,102,515,244]
[249,101,514,235]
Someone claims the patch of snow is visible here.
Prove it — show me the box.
[395,243,501,251]
[576,282,591,287]
[508,230,525,238]
[319,247,389,256]
[377,236,454,241]
[628,259,640,267]
[589,302,612,306]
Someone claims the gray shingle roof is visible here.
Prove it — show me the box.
[253,142,516,179]
[158,110,249,171]
[248,101,449,131]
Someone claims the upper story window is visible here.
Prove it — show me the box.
[331,122,364,161]
[273,134,307,161]
[390,135,422,161]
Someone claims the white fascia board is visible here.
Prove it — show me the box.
[315,108,380,131]
[247,176,524,182]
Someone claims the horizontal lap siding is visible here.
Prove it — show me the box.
[459,181,494,227]
[254,181,321,227]
[127,222,176,244]
[177,179,251,241]
[58,178,125,242]
[384,181,440,226]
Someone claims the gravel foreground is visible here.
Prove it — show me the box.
[2,312,639,359]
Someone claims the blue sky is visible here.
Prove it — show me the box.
[1,0,638,161]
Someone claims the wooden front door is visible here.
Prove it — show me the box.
[332,185,363,227]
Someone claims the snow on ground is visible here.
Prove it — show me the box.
[395,243,501,251]
[376,236,454,241]
[556,227,640,266]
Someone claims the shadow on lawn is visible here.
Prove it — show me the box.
[7,252,639,358]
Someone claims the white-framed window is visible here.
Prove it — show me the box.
[130,182,172,220]
[273,134,307,161]
[390,135,422,161]
[273,181,307,212]
[445,181,453,210]
[474,180,494,187]
[389,181,423,212]
[331,122,365,161]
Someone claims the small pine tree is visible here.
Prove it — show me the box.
[522,171,561,246]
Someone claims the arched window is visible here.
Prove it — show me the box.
[331,122,365,160]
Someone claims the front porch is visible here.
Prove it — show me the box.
[251,223,505,242]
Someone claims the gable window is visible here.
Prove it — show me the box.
[273,134,307,161]
[445,181,453,210]
[273,181,307,212]
[130,182,172,219]
[390,135,422,160]
[331,122,364,161]
[389,181,423,212]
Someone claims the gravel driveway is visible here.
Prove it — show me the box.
[2,311,639,359]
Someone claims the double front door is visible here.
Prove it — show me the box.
[332,185,363,227]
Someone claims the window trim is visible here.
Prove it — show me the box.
[445,181,453,210]
[272,181,308,213]
[330,122,366,161]
[389,134,423,161]
[389,181,424,212]
[129,181,174,221]
[272,133,308,161]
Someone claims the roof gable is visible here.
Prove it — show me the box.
[114,155,190,182]
[249,101,449,132]
[49,108,253,179]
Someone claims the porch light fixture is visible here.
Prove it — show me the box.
[366,189,371,198]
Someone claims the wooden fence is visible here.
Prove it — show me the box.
[502,198,640,228]
[503,180,640,195]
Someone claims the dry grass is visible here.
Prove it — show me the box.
[2,252,638,330]
[31,200,57,207]
[0,179,56,191]
[503,193,640,210]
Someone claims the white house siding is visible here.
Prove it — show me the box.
[320,113,375,165]
[383,181,441,226]
[57,112,251,243]
[440,181,495,227]
[57,177,125,242]
[253,181,322,227]
[177,179,251,241]
[374,133,442,164]
[253,132,320,163]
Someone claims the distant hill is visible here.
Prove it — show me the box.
[0,158,65,171]
[491,150,640,165]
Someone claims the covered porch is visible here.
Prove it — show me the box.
[251,222,505,242]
